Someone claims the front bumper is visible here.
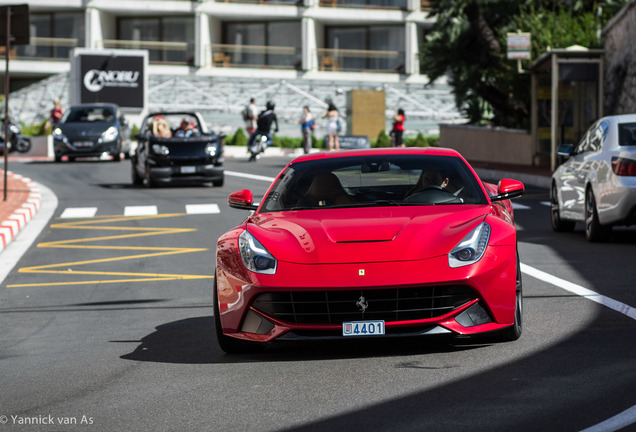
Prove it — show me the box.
[148,163,224,185]
[54,139,120,158]
[215,246,517,343]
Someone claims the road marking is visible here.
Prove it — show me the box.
[521,263,636,432]
[61,207,98,218]
[225,170,276,182]
[185,204,220,214]
[9,214,214,288]
[124,206,158,216]
[512,202,531,210]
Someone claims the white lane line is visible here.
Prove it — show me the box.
[512,202,531,210]
[124,206,158,217]
[185,204,220,215]
[521,263,636,320]
[540,201,551,207]
[520,263,636,432]
[60,207,98,219]
[225,170,276,183]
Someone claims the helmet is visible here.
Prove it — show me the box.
[266,101,275,110]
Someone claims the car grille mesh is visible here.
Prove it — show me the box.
[252,286,476,324]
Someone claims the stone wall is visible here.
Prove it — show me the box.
[439,124,533,166]
[603,0,636,115]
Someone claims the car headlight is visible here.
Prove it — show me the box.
[205,143,217,157]
[53,127,68,143]
[101,126,119,142]
[448,222,490,268]
[151,144,170,156]
[239,230,277,274]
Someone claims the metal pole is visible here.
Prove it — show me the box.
[3,6,10,201]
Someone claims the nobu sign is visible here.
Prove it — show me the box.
[79,53,145,109]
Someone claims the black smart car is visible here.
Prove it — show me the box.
[131,111,224,187]
[52,103,131,162]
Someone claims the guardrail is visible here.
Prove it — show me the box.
[209,44,300,69]
[317,48,404,73]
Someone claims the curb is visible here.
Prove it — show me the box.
[0,172,41,252]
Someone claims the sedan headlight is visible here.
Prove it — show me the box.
[239,230,277,274]
[448,222,490,268]
[53,127,68,143]
[100,126,119,142]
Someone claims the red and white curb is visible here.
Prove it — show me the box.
[0,172,41,252]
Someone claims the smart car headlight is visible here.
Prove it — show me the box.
[101,126,119,142]
[151,144,170,156]
[239,230,277,274]
[205,143,217,157]
[449,222,490,268]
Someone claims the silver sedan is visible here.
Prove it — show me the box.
[551,113,636,242]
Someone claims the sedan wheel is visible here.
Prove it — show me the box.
[551,183,575,232]
[585,188,611,242]
[500,254,522,342]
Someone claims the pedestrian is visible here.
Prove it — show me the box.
[323,101,340,151]
[47,98,64,132]
[299,106,313,154]
[391,108,406,147]
[242,98,258,136]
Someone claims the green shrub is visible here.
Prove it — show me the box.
[374,130,391,148]
[412,133,429,147]
[231,128,247,146]
[20,121,48,137]
[426,135,439,147]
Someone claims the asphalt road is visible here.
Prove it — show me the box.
[0,156,634,432]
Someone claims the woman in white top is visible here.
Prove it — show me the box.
[324,102,340,151]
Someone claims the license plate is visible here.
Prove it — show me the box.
[180,166,196,174]
[342,320,385,337]
[73,141,93,148]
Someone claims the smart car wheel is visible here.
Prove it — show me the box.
[213,274,265,354]
[551,183,575,232]
[500,254,523,342]
[131,160,143,186]
[144,163,155,188]
[585,187,611,242]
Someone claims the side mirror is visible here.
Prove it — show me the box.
[228,189,258,211]
[557,144,574,158]
[491,179,524,201]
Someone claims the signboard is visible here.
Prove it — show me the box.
[507,33,531,60]
[71,49,147,111]
[326,135,371,149]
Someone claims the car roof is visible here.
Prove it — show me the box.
[290,147,465,163]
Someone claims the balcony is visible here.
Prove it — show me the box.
[214,0,300,3]
[103,40,192,65]
[318,0,407,9]
[210,44,301,69]
[317,48,404,73]
[13,37,80,61]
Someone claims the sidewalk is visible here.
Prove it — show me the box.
[0,170,41,252]
[0,147,551,255]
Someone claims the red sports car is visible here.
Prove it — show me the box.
[215,148,524,353]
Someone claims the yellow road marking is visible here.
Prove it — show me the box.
[9,213,215,288]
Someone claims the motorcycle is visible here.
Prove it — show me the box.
[0,120,32,155]
[248,132,271,162]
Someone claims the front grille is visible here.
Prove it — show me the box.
[252,286,476,325]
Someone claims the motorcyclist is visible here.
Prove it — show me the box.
[247,101,278,161]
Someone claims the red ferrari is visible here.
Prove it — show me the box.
[215,148,524,353]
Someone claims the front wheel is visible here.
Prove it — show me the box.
[15,137,31,153]
[551,183,575,232]
[500,254,523,342]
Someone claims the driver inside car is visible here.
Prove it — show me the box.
[405,169,449,198]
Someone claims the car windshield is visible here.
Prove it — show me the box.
[142,113,204,138]
[260,154,488,212]
[63,107,116,123]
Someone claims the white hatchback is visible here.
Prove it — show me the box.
[551,113,636,242]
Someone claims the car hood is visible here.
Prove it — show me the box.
[247,206,490,264]
[59,122,114,138]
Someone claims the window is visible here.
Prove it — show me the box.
[118,17,194,64]
[618,122,636,147]
[325,26,404,71]
[223,22,301,68]
[18,12,85,59]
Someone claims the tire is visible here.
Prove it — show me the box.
[131,160,143,186]
[585,187,612,242]
[550,183,575,232]
[15,137,31,153]
[500,254,523,342]
[212,176,224,187]
[54,154,62,163]
[112,152,121,162]
[144,163,155,188]
[213,274,265,354]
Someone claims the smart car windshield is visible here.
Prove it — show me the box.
[261,154,488,212]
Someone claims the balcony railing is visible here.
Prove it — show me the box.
[319,0,407,9]
[317,48,404,73]
[103,39,192,65]
[10,37,80,61]
[210,44,301,69]
[215,0,300,4]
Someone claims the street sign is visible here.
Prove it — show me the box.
[507,32,531,60]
